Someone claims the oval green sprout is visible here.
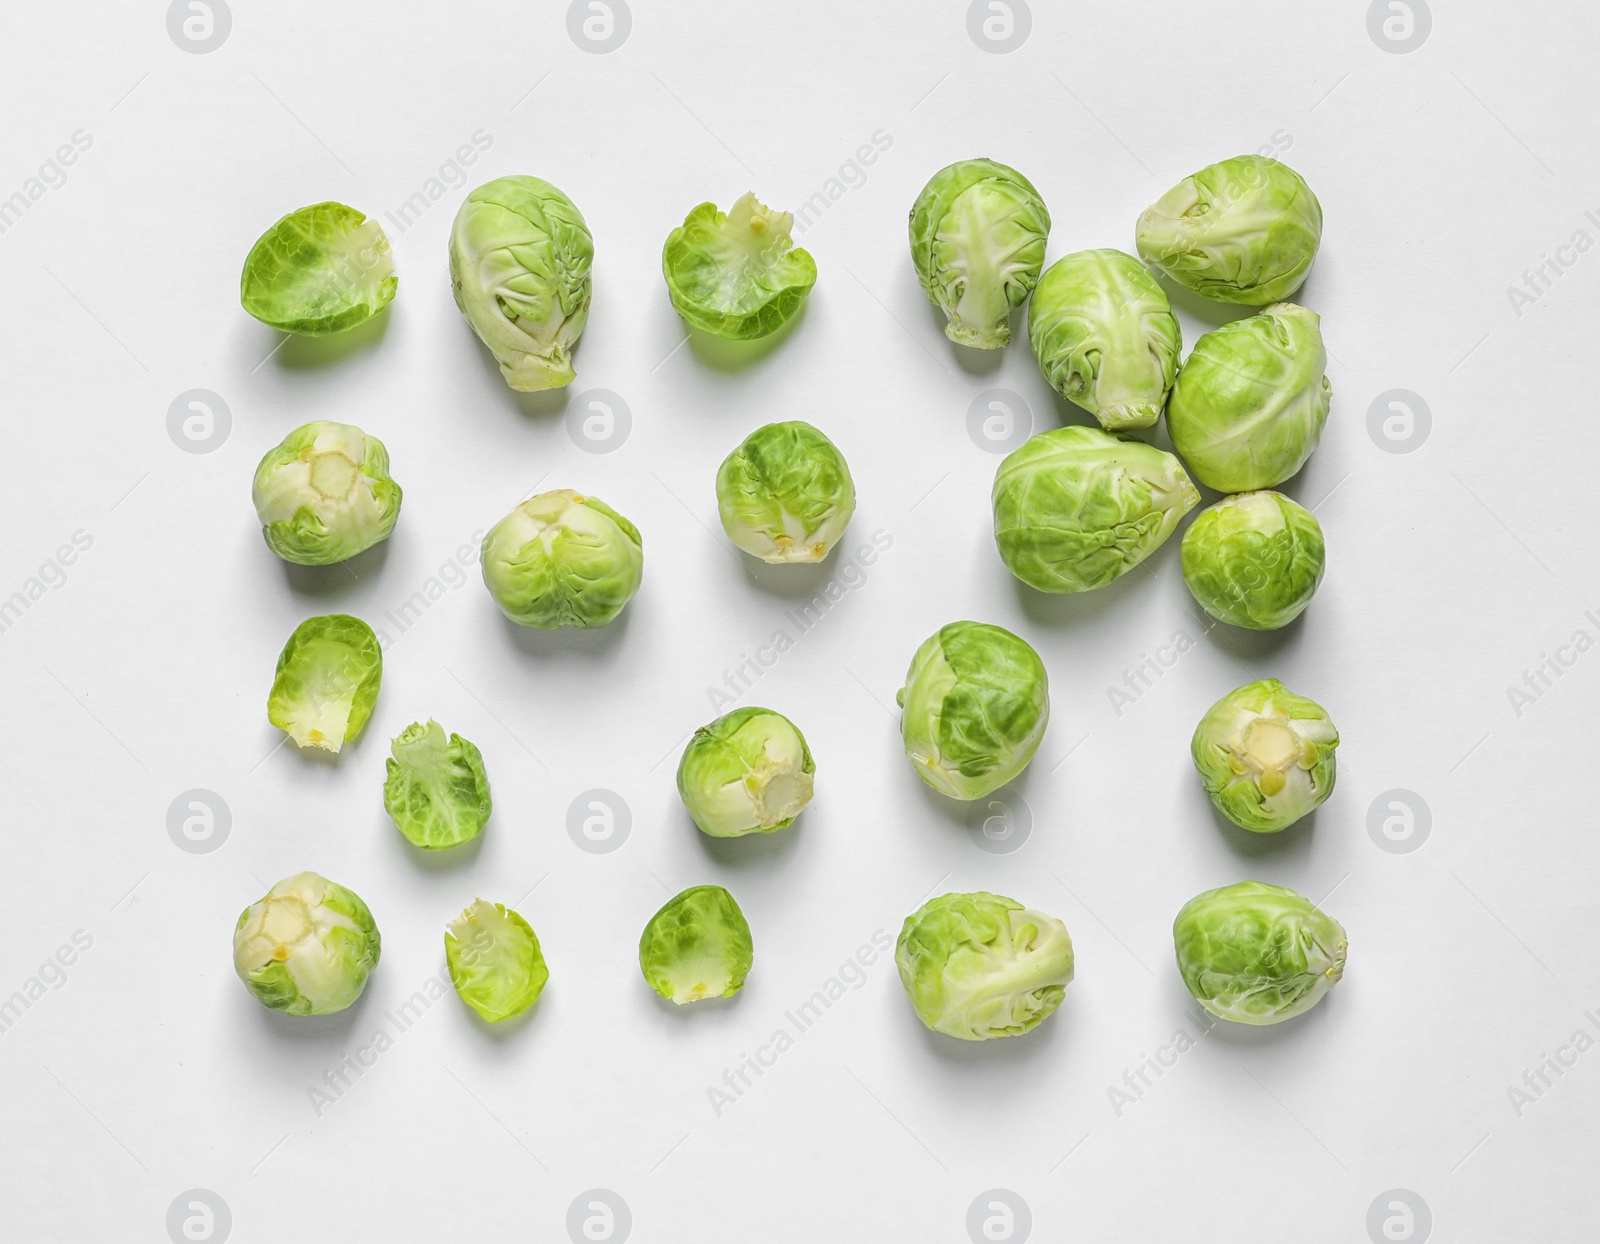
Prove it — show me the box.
[266,614,382,753]
[1136,155,1323,305]
[1173,881,1346,1025]
[1028,249,1181,431]
[896,892,1074,1040]
[909,159,1050,349]
[677,707,814,837]
[251,421,402,566]
[1182,491,1325,630]
[384,721,492,850]
[992,425,1199,593]
[233,872,381,1016]
[662,193,816,340]
[481,489,643,630]
[639,885,753,1004]
[445,899,548,1023]
[716,421,855,564]
[1167,303,1331,493]
[240,202,396,336]
[449,176,593,391]
[1192,679,1338,833]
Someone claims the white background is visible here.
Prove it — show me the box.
[1,1,1596,1240]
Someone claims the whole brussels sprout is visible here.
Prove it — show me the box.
[1136,155,1322,305]
[992,426,1199,593]
[1182,492,1325,630]
[240,202,396,335]
[1167,303,1331,493]
[677,707,814,837]
[449,176,593,391]
[909,159,1050,349]
[662,193,816,340]
[445,899,548,1023]
[481,489,643,629]
[639,885,754,1004]
[1192,679,1338,833]
[233,872,381,1015]
[1028,249,1181,431]
[897,621,1048,801]
[267,614,382,753]
[252,421,402,566]
[716,421,855,564]
[1172,881,1346,1025]
[384,721,492,850]
[896,891,1074,1040]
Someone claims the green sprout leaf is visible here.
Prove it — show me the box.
[662,193,816,340]
[240,202,396,336]
[639,886,754,1004]
[716,421,855,564]
[444,899,549,1023]
[384,721,492,850]
[266,614,382,753]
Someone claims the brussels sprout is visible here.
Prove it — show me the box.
[449,176,593,391]
[896,891,1074,1040]
[1192,679,1338,833]
[1182,492,1325,630]
[1136,155,1322,305]
[266,614,382,753]
[662,193,816,340]
[909,159,1050,349]
[251,421,402,566]
[383,721,492,850]
[992,425,1199,593]
[1173,881,1346,1025]
[1167,304,1331,495]
[233,872,381,1016]
[639,885,753,1004]
[481,489,643,629]
[897,622,1048,801]
[677,707,814,837]
[444,899,548,1023]
[1028,249,1181,431]
[240,202,397,335]
[715,422,855,564]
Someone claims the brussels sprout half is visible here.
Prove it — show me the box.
[639,885,754,1004]
[252,421,402,566]
[384,721,492,850]
[240,202,397,335]
[445,899,548,1023]
[233,872,381,1015]
[481,489,643,630]
[662,193,816,340]
[1182,491,1325,630]
[1192,679,1338,833]
[716,421,855,564]
[677,707,814,837]
[266,614,382,753]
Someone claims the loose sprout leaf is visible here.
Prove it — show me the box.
[232,872,381,1016]
[445,899,548,1023]
[662,193,816,340]
[384,721,492,849]
[266,614,382,752]
[480,489,643,630]
[638,886,753,1004]
[252,421,402,566]
[677,708,815,837]
[240,202,397,336]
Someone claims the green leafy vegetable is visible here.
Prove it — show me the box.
[662,193,816,339]
[445,899,548,1023]
[639,886,753,1004]
[266,614,382,753]
[252,421,402,566]
[384,721,491,850]
[233,872,381,1015]
[240,202,396,335]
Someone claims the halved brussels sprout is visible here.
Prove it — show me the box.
[639,885,753,1004]
[662,193,816,340]
[252,421,402,566]
[716,421,855,564]
[1028,249,1181,431]
[481,488,643,629]
[909,159,1050,348]
[240,202,397,335]
[896,891,1074,1040]
[1173,881,1346,1024]
[1167,303,1331,493]
[233,872,381,1015]
[266,614,382,752]
[677,707,814,837]
[444,899,548,1023]
[1192,679,1338,833]
[1136,155,1322,305]
[992,425,1199,593]
[897,621,1048,801]
[449,176,593,391]
[1182,491,1325,630]
[384,721,492,850]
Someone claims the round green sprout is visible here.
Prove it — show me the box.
[251,421,402,566]
[445,899,548,1023]
[992,425,1199,593]
[240,202,396,335]
[662,193,816,340]
[896,892,1074,1041]
[1167,303,1331,493]
[1173,881,1346,1025]
[1192,679,1338,833]
[909,159,1051,349]
[1028,249,1181,431]
[266,614,382,753]
[897,621,1048,801]
[1136,155,1322,305]
[677,707,814,837]
[384,721,492,850]
[449,176,593,391]
[639,885,754,1004]
[481,489,643,630]
[1182,492,1325,630]
[716,421,855,564]
[233,872,381,1016]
